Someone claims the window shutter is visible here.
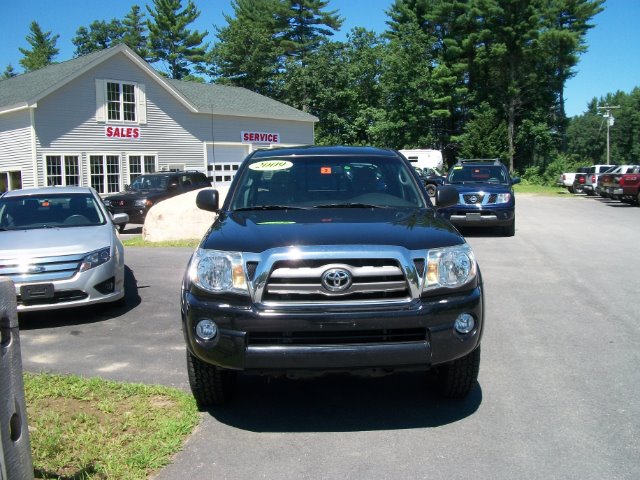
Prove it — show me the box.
[95,79,106,123]
[137,83,147,124]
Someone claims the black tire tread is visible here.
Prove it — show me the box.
[438,346,480,399]
[186,351,235,409]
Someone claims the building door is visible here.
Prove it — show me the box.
[206,144,249,187]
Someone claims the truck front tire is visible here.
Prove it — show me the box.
[436,346,480,399]
[187,351,236,409]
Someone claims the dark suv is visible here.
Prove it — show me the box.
[438,159,520,236]
[104,170,210,231]
[181,146,484,408]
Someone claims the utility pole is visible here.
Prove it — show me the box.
[597,105,620,165]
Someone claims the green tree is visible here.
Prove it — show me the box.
[276,0,343,111]
[19,21,59,72]
[374,5,442,149]
[122,5,150,59]
[146,0,208,79]
[211,0,283,97]
[73,19,124,56]
[302,29,384,145]
[2,64,17,79]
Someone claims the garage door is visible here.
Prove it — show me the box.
[206,144,249,186]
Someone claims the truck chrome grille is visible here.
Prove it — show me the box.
[262,258,410,303]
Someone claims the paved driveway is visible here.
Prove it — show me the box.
[18,194,640,480]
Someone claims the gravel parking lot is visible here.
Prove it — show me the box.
[18,193,640,480]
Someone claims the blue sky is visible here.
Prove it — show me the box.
[1,0,638,118]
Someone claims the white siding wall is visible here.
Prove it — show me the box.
[0,109,34,187]
[29,52,314,189]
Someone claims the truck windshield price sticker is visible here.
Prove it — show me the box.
[249,160,293,171]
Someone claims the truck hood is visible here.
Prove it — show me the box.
[446,183,513,194]
[0,225,114,259]
[201,208,464,253]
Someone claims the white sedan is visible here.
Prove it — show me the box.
[0,186,128,312]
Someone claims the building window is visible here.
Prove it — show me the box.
[214,163,240,183]
[128,155,157,184]
[45,155,80,186]
[90,155,121,193]
[107,81,136,122]
[0,171,22,193]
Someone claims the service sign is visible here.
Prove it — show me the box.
[241,131,280,144]
[105,126,141,139]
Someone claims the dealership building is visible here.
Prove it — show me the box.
[0,44,317,193]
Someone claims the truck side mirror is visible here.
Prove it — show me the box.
[196,188,220,212]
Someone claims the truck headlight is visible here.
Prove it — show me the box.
[496,193,511,204]
[423,244,477,292]
[134,199,152,208]
[189,249,249,295]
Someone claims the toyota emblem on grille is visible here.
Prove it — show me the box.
[321,268,353,292]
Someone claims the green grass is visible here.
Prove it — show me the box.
[514,183,569,195]
[122,237,200,248]
[24,372,199,480]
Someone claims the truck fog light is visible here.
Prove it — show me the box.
[195,319,218,340]
[454,313,475,334]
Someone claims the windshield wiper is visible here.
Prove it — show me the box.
[312,203,388,209]
[234,205,309,211]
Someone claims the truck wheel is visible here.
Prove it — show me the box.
[186,351,236,409]
[426,184,436,198]
[503,219,515,237]
[436,346,480,399]
[568,186,575,194]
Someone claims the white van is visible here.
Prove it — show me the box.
[399,149,444,171]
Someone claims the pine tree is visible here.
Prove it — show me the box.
[146,0,208,79]
[122,5,150,60]
[2,64,17,79]
[211,0,283,96]
[19,21,59,72]
[72,20,124,56]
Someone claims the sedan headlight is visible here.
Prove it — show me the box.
[79,247,112,272]
[423,244,477,292]
[496,193,511,204]
[189,249,249,295]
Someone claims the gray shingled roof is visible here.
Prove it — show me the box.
[0,44,317,123]
[166,79,316,122]
[0,48,113,110]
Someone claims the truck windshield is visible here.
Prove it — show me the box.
[230,155,426,210]
[448,165,509,184]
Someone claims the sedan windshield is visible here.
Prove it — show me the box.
[230,155,426,210]
[0,194,106,230]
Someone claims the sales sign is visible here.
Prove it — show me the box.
[105,126,140,139]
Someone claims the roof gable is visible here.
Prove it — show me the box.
[0,44,316,122]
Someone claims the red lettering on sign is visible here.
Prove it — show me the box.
[105,126,140,139]
[241,131,280,144]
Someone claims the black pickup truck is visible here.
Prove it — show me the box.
[181,146,484,407]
